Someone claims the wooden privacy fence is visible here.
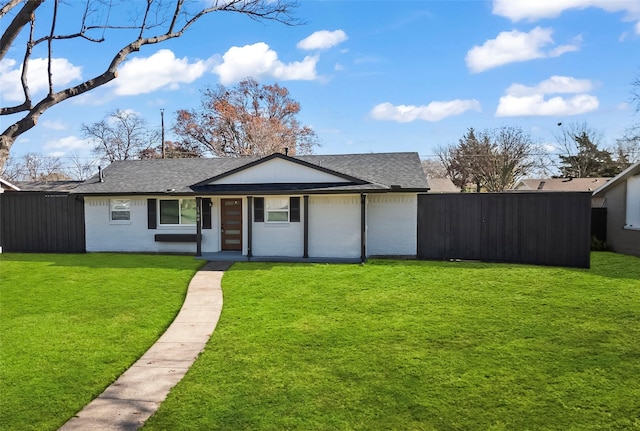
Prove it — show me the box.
[0,192,85,253]
[417,192,592,268]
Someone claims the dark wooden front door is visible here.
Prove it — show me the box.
[221,199,242,251]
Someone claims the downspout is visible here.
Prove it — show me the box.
[196,197,202,257]
[247,196,253,259]
[360,193,366,263]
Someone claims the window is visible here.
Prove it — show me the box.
[266,198,289,222]
[159,199,197,225]
[625,176,640,230]
[254,197,301,223]
[110,199,130,222]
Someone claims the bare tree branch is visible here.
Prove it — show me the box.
[0,0,44,61]
[1,0,25,19]
[0,0,300,170]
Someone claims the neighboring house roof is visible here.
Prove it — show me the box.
[13,180,84,192]
[1,178,20,191]
[592,161,640,196]
[426,177,459,193]
[514,177,611,192]
[74,152,429,195]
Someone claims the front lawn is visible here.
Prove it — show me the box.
[144,252,640,431]
[0,253,203,431]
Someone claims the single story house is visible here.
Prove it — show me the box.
[512,177,611,207]
[73,152,429,261]
[513,177,611,192]
[592,161,640,257]
[425,177,458,193]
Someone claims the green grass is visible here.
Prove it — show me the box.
[0,253,203,431]
[144,252,640,431]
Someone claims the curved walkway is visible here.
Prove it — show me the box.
[59,261,232,431]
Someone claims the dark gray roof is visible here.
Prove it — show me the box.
[14,180,84,192]
[73,152,428,195]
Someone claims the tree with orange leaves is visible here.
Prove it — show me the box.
[174,78,319,157]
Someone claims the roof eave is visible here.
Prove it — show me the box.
[593,162,640,196]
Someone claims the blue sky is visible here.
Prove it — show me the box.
[1,0,639,171]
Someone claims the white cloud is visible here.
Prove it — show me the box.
[370,99,481,123]
[492,0,640,22]
[541,142,560,153]
[42,120,68,131]
[297,30,348,50]
[113,49,207,96]
[466,27,580,73]
[636,20,640,34]
[496,94,599,116]
[214,42,318,85]
[496,75,599,117]
[43,135,92,155]
[0,57,82,102]
[505,75,593,97]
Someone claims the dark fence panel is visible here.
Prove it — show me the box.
[418,192,591,268]
[0,192,85,253]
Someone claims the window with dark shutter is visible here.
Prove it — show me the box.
[290,197,300,222]
[254,197,264,222]
[202,198,212,229]
[147,198,157,229]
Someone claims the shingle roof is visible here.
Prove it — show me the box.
[514,177,611,192]
[73,152,429,195]
[426,178,459,193]
[13,180,84,192]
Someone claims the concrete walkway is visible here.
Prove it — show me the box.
[59,261,232,431]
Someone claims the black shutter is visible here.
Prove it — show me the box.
[202,198,212,229]
[254,197,264,222]
[147,198,157,229]
[290,197,300,222]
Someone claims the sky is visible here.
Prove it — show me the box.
[1,0,640,174]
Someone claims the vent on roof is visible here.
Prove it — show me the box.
[390,184,402,189]
[537,181,545,190]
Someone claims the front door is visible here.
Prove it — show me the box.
[221,199,242,251]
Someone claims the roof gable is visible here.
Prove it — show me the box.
[593,161,640,196]
[195,153,366,186]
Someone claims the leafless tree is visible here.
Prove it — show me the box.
[64,153,98,180]
[481,126,538,192]
[438,127,537,192]
[82,110,158,162]
[0,0,299,170]
[1,152,68,180]
[174,78,318,157]
[421,158,448,178]
[615,125,640,165]
[615,72,640,165]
